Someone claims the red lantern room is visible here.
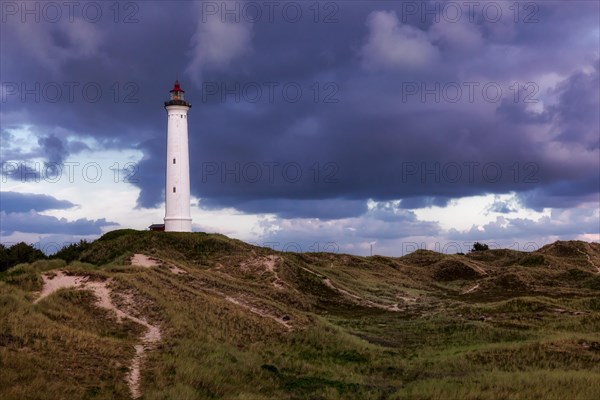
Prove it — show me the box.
[165,80,191,108]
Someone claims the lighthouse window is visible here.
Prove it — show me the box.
[173,187,176,193]
[173,158,176,164]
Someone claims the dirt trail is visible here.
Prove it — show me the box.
[188,277,294,331]
[396,294,417,303]
[263,255,287,289]
[576,249,599,274]
[131,254,187,275]
[239,255,289,289]
[322,277,361,300]
[298,265,322,277]
[36,271,161,399]
[472,265,488,275]
[462,260,488,276]
[225,295,292,330]
[124,314,161,399]
[294,266,398,312]
[323,277,401,312]
[462,283,480,294]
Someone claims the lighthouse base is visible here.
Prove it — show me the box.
[164,218,192,232]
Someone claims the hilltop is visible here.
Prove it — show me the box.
[1,230,599,399]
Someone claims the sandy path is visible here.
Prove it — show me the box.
[320,275,400,312]
[462,283,480,294]
[462,260,488,276]
[263,255,287,289]
[36,271,161,399]
[239,255,289,289]
[471,265,488,275]
[323,277,361,300]
[576,249,599,274]
[396,295,417,303]
[298,265,322,277]
[225,296,292,330]
[187,278,294,331]
[124,317,161,399]
[299,266,400,311]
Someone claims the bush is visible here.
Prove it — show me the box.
[471,242,489,252]
[0,243,46,272]
[53,240,91,263]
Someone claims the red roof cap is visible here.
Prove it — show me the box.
[170,80,185,93]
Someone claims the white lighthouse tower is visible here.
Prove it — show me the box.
[163,80,192,232]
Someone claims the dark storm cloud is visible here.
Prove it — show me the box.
[1,1,598,219]
[0,211,117,235]
[517,178,600,212]
[1,125,91,168]
[134,137,166,208]
[0,161,44,182]
[0,192,75,213]
[548,65,600,148]
[200,197,368,220]
[37,134,66,164]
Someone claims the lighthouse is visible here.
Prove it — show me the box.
[163,80,192,232]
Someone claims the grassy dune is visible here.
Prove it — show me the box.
[1,231,599,399]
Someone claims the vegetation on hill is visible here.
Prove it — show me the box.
[52,240,91,263]
[1,230,599,399]
[0,242,46,272]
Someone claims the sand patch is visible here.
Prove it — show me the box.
[168,265,186,274]
[35,271,87,303]
[130,254,159,268]
[130,254,187,275]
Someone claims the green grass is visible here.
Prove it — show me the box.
[0,231,599,399]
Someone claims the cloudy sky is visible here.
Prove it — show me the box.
[1,0,599,255]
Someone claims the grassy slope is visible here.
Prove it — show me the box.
[1,230,599,399]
